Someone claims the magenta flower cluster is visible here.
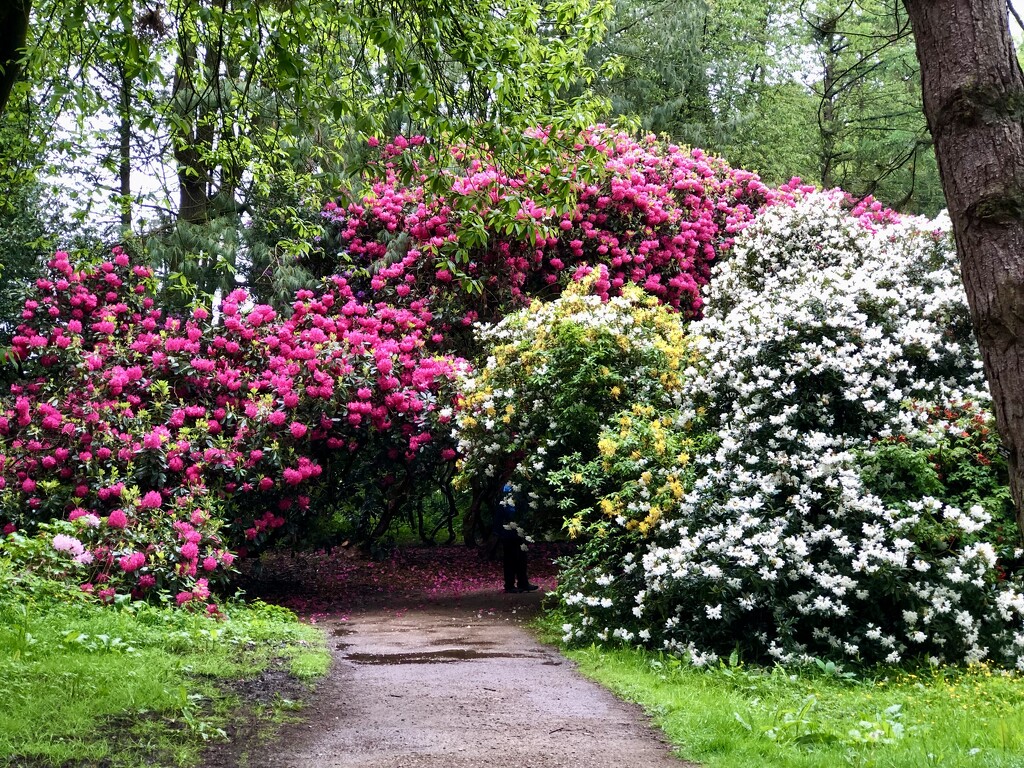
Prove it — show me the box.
[0,246,463,603]
[320,127,769,328]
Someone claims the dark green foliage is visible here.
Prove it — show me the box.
[860,403,1021,564]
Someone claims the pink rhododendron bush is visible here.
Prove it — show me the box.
[0,248,462,602]
[317,127,769,346]
[556,192,1024,668]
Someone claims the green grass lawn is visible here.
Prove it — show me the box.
[0,571,329,768]
[563,643,1024,768]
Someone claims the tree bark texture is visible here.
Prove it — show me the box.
[903,0,1024,533]
[118,65,132,231]
[0,0,31,119]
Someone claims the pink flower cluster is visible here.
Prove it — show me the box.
[320,127,769,331]
[0,245,465,601]
[176,578,222,616]
[51,494,231,603]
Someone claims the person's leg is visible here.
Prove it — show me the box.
[514,544,533,590]
[502,541,518,591]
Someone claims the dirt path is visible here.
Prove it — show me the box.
[216,548,696,767]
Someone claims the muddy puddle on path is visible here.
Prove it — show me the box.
[343,649,537,664]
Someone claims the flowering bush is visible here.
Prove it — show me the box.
[318,127,768,348]
[0,247,464,601]
[452,278,691,532]
[558,192,1024,668]
[552,403,710,645]
[1,490,231,609]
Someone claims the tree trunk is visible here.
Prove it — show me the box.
[0,0,31,119]
[172,55,213,225]
[902,0,1024,534]
[171,0,216,226]
[819,45,838,189]
[809,7,845,190]
[118,64,132,231]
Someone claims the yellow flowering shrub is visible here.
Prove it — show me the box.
[453,279,694,532]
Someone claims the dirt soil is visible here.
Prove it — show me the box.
[207,546,696,768]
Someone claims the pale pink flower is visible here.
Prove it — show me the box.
[52,534,85,556]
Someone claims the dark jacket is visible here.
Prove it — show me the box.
[493,489,520,542]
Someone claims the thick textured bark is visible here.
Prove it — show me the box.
[903,0,1024,533]
[0,0,31,119]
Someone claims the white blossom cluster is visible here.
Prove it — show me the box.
[559,193,1024,667]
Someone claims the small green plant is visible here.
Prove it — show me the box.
[813,658,858,681]
[845,704,906,745]
[62,631,138,654]
[761,696,837,746]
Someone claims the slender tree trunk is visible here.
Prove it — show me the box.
[118,65,132,231]
[0,0,31,119]
[819,49,838,188]
[811,11,843,190]
[172,51,213,225]
[171,0,215,226]
[902,0,1024,534]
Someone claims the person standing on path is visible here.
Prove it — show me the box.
[494,484,539,593]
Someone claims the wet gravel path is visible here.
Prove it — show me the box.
[255,589,695,768]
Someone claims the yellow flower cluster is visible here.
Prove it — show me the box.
[624,506,662,536]
[454,274,702,534]
[665,474,683,499]
[586,397,701,538]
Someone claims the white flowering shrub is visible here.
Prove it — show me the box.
[558,192,1024,668]
[554,404,709,646]
[452,277,691,531]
